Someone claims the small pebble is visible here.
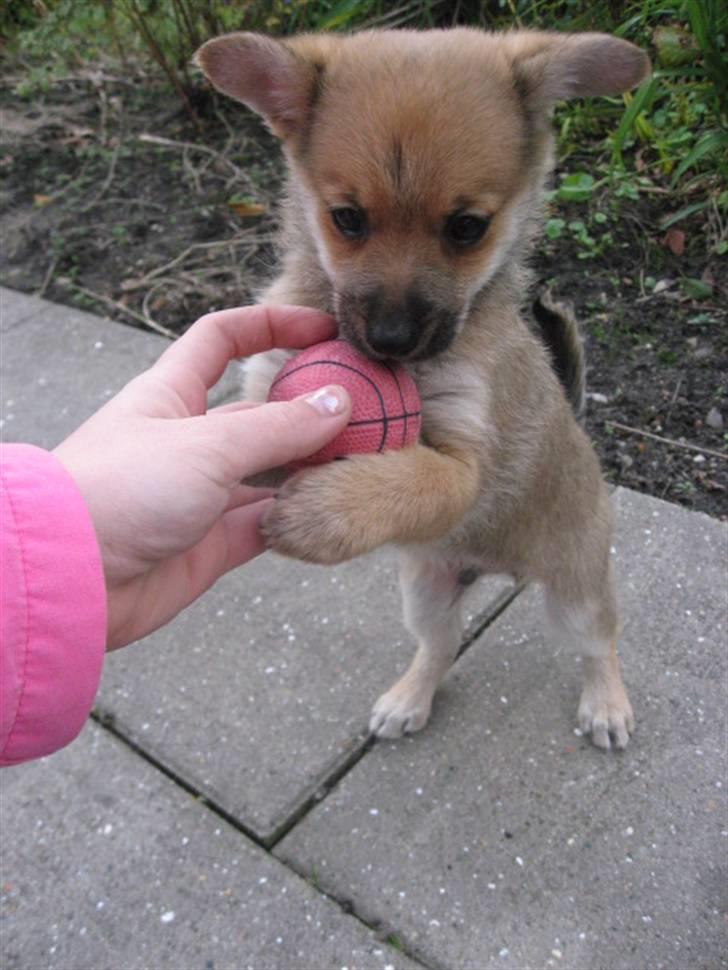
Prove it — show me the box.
[706,407,723,430]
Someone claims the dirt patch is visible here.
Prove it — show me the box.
[0,77,283,332]
[533,178,727,520]
[1,74,726,518]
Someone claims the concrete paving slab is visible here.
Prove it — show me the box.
[0,721,423,970]
[98,549,511,845]
[276,489,728,970]
[1,291,164,448]
[0,289,133,343]
[0,288,239,447]
[1,286,50,331]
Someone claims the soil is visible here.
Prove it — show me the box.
[1,72,726,519]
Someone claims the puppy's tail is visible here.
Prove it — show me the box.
[532,290,586,422]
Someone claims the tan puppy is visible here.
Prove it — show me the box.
[196,28,649,750]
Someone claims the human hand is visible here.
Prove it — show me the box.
[53,305,351,650]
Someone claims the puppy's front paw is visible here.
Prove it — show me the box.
[578,680,635,751]
[261,466,362,564]
[369,678,434,739]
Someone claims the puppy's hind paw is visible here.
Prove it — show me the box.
[369,681,433,739]
[578,688,635,751]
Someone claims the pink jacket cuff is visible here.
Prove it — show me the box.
[1,444,106,765]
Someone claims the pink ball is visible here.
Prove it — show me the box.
[267,339,422,466]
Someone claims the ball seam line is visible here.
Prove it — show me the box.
[347,411,421,428]
[384,361,409,448]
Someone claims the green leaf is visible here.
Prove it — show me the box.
[680,278,713,300]
[671,131,728,186]
[611,76,659,165]
[557,172,594,202]
[545,218,566,239]
[659,202,709,231]
[653,25,697,68]
[614,180,640,201]
[316,0,367,31]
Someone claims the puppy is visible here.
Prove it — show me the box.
[195,28,649,750]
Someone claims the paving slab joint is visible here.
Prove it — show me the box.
[266,733,375,847]
[89,582,527,854]
[91,706,267,843]
[280,850,441,970]
[265,584,525,847]
[91,707,433,969]
[458,581,526,660]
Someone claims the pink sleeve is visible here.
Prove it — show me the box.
[1,444,106,766]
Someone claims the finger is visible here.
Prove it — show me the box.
[153,305,337,401]
[189,500,273,586]
[224,483,276,512]
[220,498,274,571]
[208,400,263,416]
[210,385,352,482]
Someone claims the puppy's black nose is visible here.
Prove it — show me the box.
[367,321,419,357]
[364,289,427,358]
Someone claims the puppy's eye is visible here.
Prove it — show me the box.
[445,213,490,248]
[331,207,367,240]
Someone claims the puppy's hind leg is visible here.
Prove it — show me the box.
[578,643,634,751]
[546,566,634,751]
[370,550,466,739]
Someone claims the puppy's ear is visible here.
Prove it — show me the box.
[504,31,650,113]
[194,33,321,138]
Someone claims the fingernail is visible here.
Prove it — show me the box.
[304,385,348,416]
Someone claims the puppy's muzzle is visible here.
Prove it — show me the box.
[365,289,422,357]
[352,288,457,361]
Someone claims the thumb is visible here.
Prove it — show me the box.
[211,385,352,480]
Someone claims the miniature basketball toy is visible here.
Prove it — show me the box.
[267,339,421,466]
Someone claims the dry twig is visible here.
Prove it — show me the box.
[662,377,683,428]
[2,70,144,88]
[68,283,176,339]
[38,256,59,299]
[121,232,272,290]
[607,420,727,461]
[141,280,180,329]
[79,142,121,213]
[136,133,246,182]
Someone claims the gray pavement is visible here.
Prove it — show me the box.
[277,489,728,970]
[1,286,726,970]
